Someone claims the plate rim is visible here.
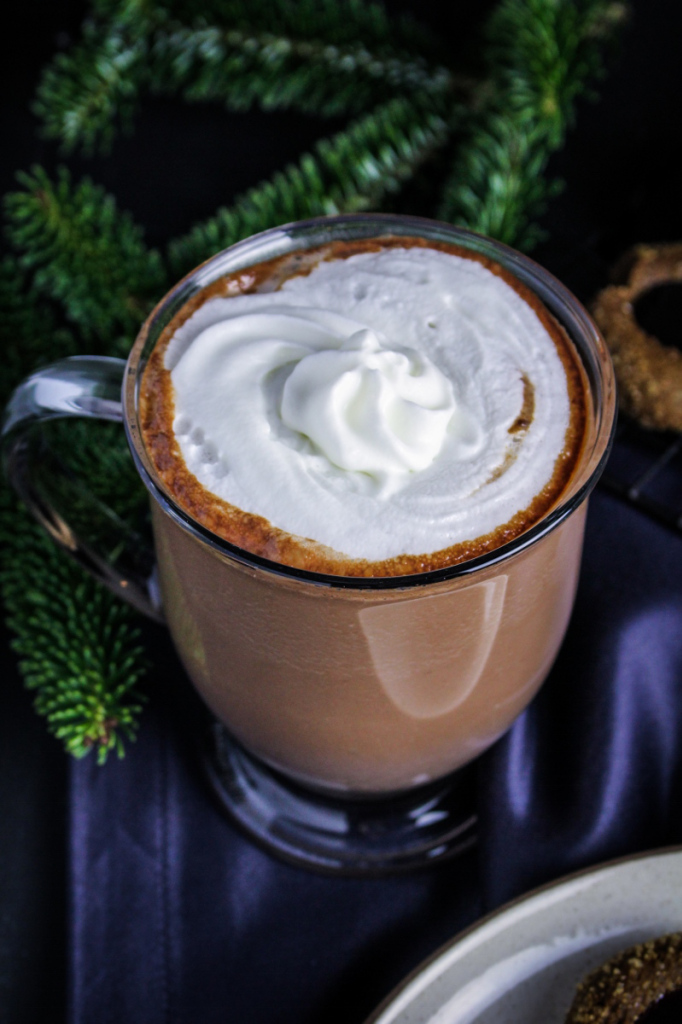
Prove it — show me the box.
[365,843,682,1024]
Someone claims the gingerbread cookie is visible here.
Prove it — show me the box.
[592,243,682,431]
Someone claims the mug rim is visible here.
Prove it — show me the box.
[123,212,617,592]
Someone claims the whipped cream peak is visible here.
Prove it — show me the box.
[280,327,462,480]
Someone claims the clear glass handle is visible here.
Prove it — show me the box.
[2,356,163,621]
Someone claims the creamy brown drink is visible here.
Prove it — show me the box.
[141,237,588,578]
[135,230,598,796]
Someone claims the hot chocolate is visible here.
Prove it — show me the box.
[141,238,588,577]
[133,230,600,795]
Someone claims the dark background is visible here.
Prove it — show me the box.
[2,0,682,1020]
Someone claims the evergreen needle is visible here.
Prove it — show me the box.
[439,0,627,248]
[0,497,146,764]
[149,24,452,118]
[35,0,450,155]
[34,22,150,155]
[4,166,167,347]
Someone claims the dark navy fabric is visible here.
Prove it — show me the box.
[69,658,483,1024]
[68,483,682,1023]
[481,488,682,907]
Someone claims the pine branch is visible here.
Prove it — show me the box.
[149,23,452,118]
[35,2,451,155]
[440,114,563,251]
[0,231,149,767]
[0,497,146,763]
[439,0,626,248]
[45,419,150,527]
[163,0,440,56]
[4,166,167,349]
[0,256,77,405]
[168,95,450,277]
[486,0,627,145]
[90,0,164,19]
[34,0,175,154]
[33,20,150,155]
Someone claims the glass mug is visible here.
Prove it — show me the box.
[2,215,616,873]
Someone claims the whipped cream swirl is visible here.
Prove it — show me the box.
[281,326,474,483]
[165,246,572,561]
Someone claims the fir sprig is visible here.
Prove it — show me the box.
[35,0,448,155]
[168,95,450,276]
[5,167,167,347]
[150,23,452,118]
[439,0,627,248]
[34,21,151,155]
[486,0,627,144]
[440,113,561,251]
[0,254,148,762]
[0,256,77,403]
[46,419,149,526]
[0,501,146,763]
[149,0,440,56]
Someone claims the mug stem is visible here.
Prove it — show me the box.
[2,355,163,622]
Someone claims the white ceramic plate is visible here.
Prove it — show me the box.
[367,847,682,1024]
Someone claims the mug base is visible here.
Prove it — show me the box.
[201,721,478,875]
